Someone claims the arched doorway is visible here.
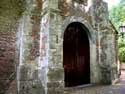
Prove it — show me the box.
[63,22,90,87]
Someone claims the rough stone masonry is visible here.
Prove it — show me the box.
[0,0,119,94]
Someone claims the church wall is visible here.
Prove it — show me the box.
[1,0,119,94]
[15,0,119,94]
[0,0,25,93]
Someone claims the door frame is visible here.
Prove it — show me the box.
[63,22,90,87]
[61,17,99,86]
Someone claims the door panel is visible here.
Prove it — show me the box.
[63,22,90,87]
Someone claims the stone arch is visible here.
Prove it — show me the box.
[62,17,94,42]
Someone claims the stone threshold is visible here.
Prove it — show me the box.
[64,84,95,89]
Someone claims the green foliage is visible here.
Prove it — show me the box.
[118,36,125,47]
[118,36,125,62]
[109,0,125,62]
[109,0,125,30]
[118,47,125,62]
[118,35,125,62]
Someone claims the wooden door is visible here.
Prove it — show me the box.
[63,22,90,87]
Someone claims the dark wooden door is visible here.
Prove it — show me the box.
[63,22,90,87]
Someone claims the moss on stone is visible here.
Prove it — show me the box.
[0,0,26,32]
[99,64,112,85]
[47,68,64,81]
[32,81,45,94]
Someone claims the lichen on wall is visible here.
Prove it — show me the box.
[3,0,118,94]
[0,0,26,32]
[0,0,26,93]
[16,0,48,94]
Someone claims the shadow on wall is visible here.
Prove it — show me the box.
[0,0,26,93]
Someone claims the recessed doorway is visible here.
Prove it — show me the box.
[63,22,90,87]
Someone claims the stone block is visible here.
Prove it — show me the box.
[49,42,56,49]
[19,80,45,94]
[48,88,63,94]
[47,82,64,94]
[47,67,64,81]
[99,65,111,84]
[47,82,60,88]
[32,70,39,80]
[19,66,29,81]
[19,65,38,81]
[19,81,32,91]
[6,89,17,94]
[19,89,33,94]
[32,80,45,94]
[49,0,58,9]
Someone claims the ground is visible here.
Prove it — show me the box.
[64,84,125,94]
[64,64,125,94]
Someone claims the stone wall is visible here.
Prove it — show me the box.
[0,32,16,94]
[16,0,46,94]
[0,0,25,93]
[109,22,119,83]
[90,0,114,84]
[16,0,119,94]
